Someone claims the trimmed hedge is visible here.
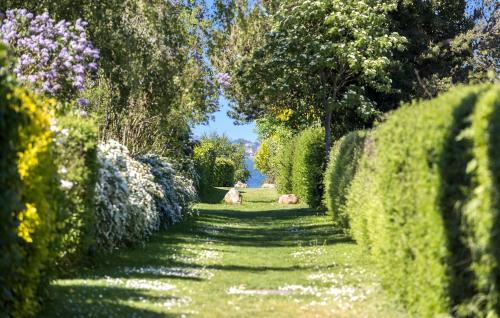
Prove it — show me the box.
[323,131,366,228]
[291,127,325,208]
[54,113,99,268]
[193,142,216,197]
[213,157,236,187]
[466,86,500,316]
[343,84,499,317]
[275,132,296,194]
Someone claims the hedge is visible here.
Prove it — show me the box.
[54,113,99,269]
[343,84,499,317]
[323,130,366,228]
[213,157,236,187]
[193,142,216,197]
[291,126,325,208]
[0,80,60,316]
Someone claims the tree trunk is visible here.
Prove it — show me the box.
[323,97,333,157]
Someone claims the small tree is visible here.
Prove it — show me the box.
[233,0,405,155]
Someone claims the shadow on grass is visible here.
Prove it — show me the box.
[40,285,183,318]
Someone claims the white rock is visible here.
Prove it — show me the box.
[278,194,298,204]
[224,188,242,204]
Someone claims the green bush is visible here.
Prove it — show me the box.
[213,157,236,187]
[193,142,216,197]
[465,85,500,316]
[323,131,366,228]
[291,127,325,208]
[54,113,99,269]
[0,81,60,316]
[276,135,296,194]
[344,84,499,317]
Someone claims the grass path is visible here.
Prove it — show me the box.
[40,188,405,317]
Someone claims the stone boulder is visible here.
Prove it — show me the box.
[224,188,242,204]
[278,194,299,204]
[261,183,276,189]
[234,181,248,188]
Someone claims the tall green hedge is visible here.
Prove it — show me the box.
[276,134,296,194]
[291,127,325,208]
[343,84,499,317]
[323,131,366,228]
[54,113,99,269]
[466,86,500,316]
[213,157,236,187]
[193,142,216,197]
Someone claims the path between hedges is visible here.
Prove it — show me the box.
[40,188,405,318]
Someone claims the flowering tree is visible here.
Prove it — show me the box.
[232,0,406,155]
[0,9,99,106]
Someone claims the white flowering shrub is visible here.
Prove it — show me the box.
[95,140,196,251]
[139,155,197,227]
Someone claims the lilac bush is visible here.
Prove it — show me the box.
[0,9,99,106]
[217,72,231,89]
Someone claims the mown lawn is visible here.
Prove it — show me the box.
[40,188,406,317]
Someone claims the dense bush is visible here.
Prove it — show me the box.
[193,141,216,196]
[255,126,294,184]
[344,84,499,317]
[53,113,98,268]
[323,131,366,228]
[0,79,59,316]
[95,140,196,251]
[291,127,325,208]
[138,155,197,227]
[213,157,236,187]
[275,134,296,194]
[466,86,500,315]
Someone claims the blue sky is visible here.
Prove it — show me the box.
[192,96,257,141]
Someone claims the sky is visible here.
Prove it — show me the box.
[192,96,258,142]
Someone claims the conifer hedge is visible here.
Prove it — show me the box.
[323,131,366,228]
[332,84,500,317]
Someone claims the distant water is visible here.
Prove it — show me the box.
[245,158,267,188]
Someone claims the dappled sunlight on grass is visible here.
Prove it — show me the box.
[41,188,406,318]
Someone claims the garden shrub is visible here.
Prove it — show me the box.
[213,157,236,187]
[193,141,216,197]
[464,85,500,316]
[344,85,499,317]
[53,113,99,268]
[323,130,366,228]
[276,135,296,194]
[291,127,325,208]
[95,140,161,251]
[0,81,60,316]
[95,140,197,252]
[139,155,197,227]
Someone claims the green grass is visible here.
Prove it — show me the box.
[40,188,406,318]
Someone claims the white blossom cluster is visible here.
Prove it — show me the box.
[95,140,196,251]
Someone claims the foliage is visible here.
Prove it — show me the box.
[228,0,405,153]
[275,135,295,195]
[291,127,325,209]
[193,134,249,191]
[454,0,499,83]
[344,84,500,316]
[0,9,99,105]
[193,141,217,197]
[95,140,160,251]
[464,85,500,315]
[323,131,366,228]
[213,157,236,187]
[53,112,98,268]
[0,72,60,317]
[254,122,294,184]
[138,155,197,228]
[0,1,218,157]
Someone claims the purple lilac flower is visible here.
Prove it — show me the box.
[0,8,99,107]
[217,72,231,89]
